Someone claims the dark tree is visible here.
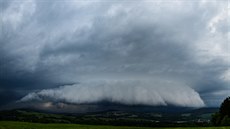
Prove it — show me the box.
[211,112,221,126]
[220,97,230,117]
[212,96,230,126]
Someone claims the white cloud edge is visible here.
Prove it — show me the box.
[21,80,205,108]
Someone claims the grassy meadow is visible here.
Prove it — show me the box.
[0,121,230,129]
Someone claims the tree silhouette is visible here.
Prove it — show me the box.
[220,97,230,117]
[212,96,230,126]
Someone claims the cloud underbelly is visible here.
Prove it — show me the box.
[21,80,205,108]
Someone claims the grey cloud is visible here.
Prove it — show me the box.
[21,80,205,108]
[0,0,229,107]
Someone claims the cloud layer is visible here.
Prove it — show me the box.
[0,0,229,108]
[21,80,205,107]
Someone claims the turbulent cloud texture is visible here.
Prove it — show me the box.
[21,80,205,107]
[0,0,229,108]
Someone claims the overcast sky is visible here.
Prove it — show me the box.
[0,0,229,110]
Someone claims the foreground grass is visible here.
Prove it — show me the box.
[0,121,229,129]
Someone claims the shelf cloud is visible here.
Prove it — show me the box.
[0,0,229,108]
[21,80,205,107]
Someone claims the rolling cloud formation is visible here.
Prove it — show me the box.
[21,80,205,107]
[0,0,229,108]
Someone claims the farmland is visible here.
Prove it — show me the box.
[0,121,230,129]
[0,108,218,127]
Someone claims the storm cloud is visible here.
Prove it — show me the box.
[21,80,205,107]
[0,0,229,108]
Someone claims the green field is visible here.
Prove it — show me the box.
[0,121,229,129]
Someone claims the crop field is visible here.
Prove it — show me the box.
[0,121,229,129]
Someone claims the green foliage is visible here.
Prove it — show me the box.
[211,112,221,126]
[221,116,230,126]
[220,97,230,117]
[212,96,230,126]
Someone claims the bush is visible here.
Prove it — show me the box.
[211,112,221,126]
[221,116,230,126]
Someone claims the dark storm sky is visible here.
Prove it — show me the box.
[0,0,229,109]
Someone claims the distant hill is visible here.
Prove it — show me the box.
[0,107,218,127]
